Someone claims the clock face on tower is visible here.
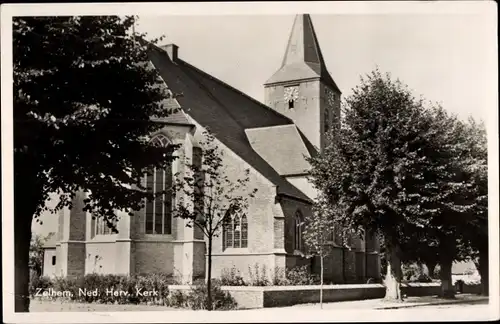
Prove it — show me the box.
[326,89,336,107]
[284,86,299,103]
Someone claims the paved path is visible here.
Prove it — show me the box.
[238,294,494,322]
[28,294,495,322]
[281,293,489,310]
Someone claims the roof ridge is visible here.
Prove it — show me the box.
[177,59,296,125]
[245,123,296,132]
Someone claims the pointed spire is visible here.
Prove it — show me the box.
[265,14,340,92]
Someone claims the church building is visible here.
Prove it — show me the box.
[46,14,381,284]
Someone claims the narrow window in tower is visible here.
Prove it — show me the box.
[288,100,294,109]
[52,256,56,266]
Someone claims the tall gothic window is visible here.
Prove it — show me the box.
[145,134,172,235]
[223,213,248,250]
[294,210,304,251]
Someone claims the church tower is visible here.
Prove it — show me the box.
[264,14,341,152]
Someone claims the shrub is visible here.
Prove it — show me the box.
[220,267,247,286]
[185,282,237,310]
[167,290,188,308]
[34,273,171,305]
[286,265,320,285]
[272,267,288,286]
[51,275,76,297]
[246,264,321,286]
[29,273,52,297]
[135,273,173,305]
[247,264,270,286]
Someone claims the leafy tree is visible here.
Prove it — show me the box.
[308,70,461,301]
[303,195,335,308]
[13,16,177,312]
[419,109,487,297]
[172,130,258,311]
[29,233,55,277]
[452,118,488,295]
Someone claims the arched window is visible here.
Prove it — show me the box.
[223,213,248,250]
[294,210,303,251]
[145,134,172,235]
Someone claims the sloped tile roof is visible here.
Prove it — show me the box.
[245,125,312,176]
[147,45,313,203]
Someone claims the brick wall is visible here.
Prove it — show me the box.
[207,282,444,309]
[134,241,176,275]
[85,241,118,274]
[310,247,344,283]
[65,242,86,278]
[278,197,312,255]
[343,250,357,283]
[355,251,366,283]
[366,253,381,280]
[189,123,281,281]
[69,191,87,241]
[210,254,275,281]
[265,80,341,152]
[263,285,384,308]
[265,81,321,150]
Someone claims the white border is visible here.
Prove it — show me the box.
[1,1,498,323]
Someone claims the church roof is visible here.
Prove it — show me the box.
[265,14,341,93]
[245,125,312,176]
[147,45,313,203]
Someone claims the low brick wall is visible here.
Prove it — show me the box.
[168,283,481,309]
[462,283,482,294]
[262,284,385,308]
[401,282,441,297]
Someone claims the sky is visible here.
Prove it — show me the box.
[135,13,496,124]
[30,8,497,237]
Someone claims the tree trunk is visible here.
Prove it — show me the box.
[15,199,35,312]
[383,243,403,301]
[477,247,489,296]
[320,255,324,309]
[341,248,345,283]
[206,237,213,311]
[439,257,455,299]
